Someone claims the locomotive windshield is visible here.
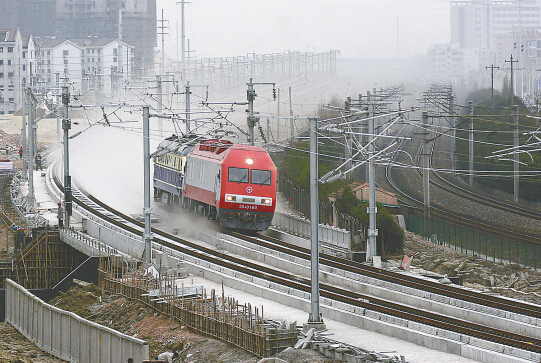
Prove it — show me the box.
[228,167,249,183]
[251,169,271,185]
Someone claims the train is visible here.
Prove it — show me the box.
[153,135,277,231]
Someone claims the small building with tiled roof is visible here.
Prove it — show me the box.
[328,182,398,207]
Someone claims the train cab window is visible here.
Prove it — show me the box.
[251,169,272,185]
[199,163,205,182]
[228,167,249,183]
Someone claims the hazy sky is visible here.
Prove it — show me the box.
[156,0,451,60]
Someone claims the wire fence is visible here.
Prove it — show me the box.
[279,172,541,267]
[406,212,541,270]
[278,173,366,245]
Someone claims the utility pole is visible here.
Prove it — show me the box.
[56,72,61,143]
[176,0,188,71]
[247,78,256,145]
[21,86,27,178]
[513,105,519,202]
[367,103,378,263]
[469,101,474,188]
[62,86,72,228]
[157,9,169,73]
[246,79,276,145]
[110,66,115,97]
[308,116,324,328]
[156,75,163,136]
[485,65,500,106]
[449,92,456,172]
[276,88,280,140]
[506,55,518,107]
[28,90,35,203]
[289,86,294,137]
[143,106,153,264]
[185,81,191,133]
[118,10,123,77]
[422,112,430,238]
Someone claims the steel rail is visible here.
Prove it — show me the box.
[53,176,541,353]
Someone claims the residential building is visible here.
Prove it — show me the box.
[451,0,541,50]
[0,28,28,114]
[38,37,134,95]
[425,43,479,85]
[0,0,155,72]
[55,0,155,72]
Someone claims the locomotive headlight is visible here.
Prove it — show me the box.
[246,158,254,165]
[262,198,272,205]
[226,195,236,201]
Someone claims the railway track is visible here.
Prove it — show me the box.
[381,115,541,245]
[51,175,541,358]
[228,230,541,319]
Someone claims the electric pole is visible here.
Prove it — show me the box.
[469,101,474,188]
[485,65,500,106]
[506,55,518,107]
[247,79,256,145]
[21,86,27,178]
[185,81,191,133]
[157,9,169,73]
[367,103,377,262]
[143,106,153,264]
[513,105,519,202]
[308,116,324,328]
[289,86,294,137]
[28,90,35,203]
[62,86,72,228]
[176,0,189,71]
[156,75,163,136]
[449,92,456,172]
[422,112,430,238]
[246,79,276,145]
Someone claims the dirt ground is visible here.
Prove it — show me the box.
[47,283,337,363]
[397,231,541,304]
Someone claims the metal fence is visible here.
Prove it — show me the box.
[99,263,297,358]
[5,279,149,363]
[272,212,351,250]
[406,213,541,270]
[278,173,366,244]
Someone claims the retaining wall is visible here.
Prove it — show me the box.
[5,279,149,363]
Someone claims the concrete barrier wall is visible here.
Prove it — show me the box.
[272,212,350,250]
[5,279,149,363]
[85,218,145,258]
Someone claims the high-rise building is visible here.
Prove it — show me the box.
[55,0,156,72]
[0,0,156,72]
[451,0,541,50]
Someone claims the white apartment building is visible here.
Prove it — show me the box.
[39,38,83,89]
[0,28,37,115]
[39,37,134,96]
[427,43,479,84]
[451,0,541,50]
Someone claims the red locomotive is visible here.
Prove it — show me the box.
[153,136,277,231]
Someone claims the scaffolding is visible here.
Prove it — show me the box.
[99,258,297,358]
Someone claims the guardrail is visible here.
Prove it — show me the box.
[5,279,149,363]
[272,212,350,250]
